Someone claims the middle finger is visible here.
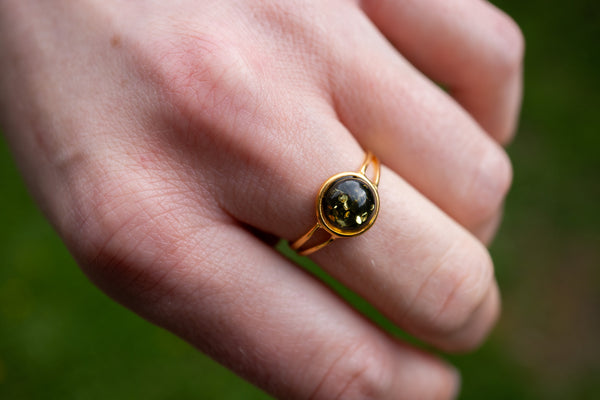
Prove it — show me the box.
[327,4,513,240]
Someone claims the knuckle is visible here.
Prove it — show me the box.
[424,371,461,400]
[489,12,525,77]
[464,147,513,225]
[415,238,494,336]
[432,242,494,335]
[310,341,392,400]
[148,31,257,123]
[435,378,461,400]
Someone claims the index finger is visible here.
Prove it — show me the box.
[73,182,460,399]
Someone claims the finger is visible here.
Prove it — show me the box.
[65,172,460,400]
[315,167,502,352]
[326,6,512,239]
[360,0,524,144]
[148,19,500,351]
[204,111,499,351]
[472,209,504,246]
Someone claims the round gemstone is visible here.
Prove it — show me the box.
[320,176,377,234]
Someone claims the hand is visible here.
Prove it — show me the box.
[0,0,523,399]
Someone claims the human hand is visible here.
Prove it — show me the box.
[0,0,523,399]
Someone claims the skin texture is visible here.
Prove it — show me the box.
[0,0,523,399]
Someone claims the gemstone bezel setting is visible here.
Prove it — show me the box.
[316,172,380,237]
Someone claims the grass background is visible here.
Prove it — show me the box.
[1,1,599,399]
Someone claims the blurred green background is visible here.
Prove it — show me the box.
[1,1,598,399]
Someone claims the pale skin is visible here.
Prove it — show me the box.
[0,0,523,399]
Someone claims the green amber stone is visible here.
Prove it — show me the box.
[321,176,377,235]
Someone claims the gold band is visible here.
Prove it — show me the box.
[291,151,380,256]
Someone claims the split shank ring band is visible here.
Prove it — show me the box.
[291,151,381,256]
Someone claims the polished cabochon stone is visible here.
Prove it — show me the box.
[320,175,377,235]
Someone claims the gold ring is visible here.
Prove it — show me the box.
[291,151,380,256]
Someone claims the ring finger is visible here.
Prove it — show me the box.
[193,96,499,352]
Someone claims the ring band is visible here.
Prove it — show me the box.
[291,151,381,256]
